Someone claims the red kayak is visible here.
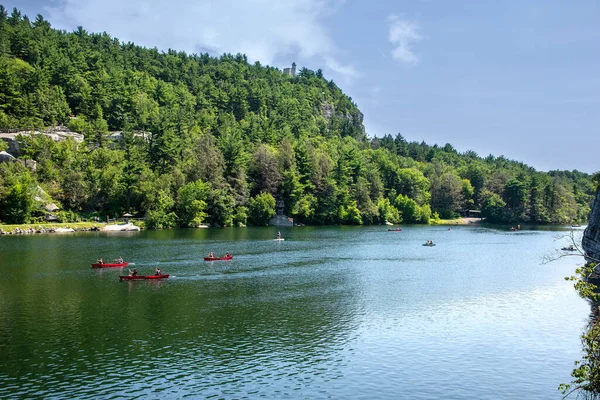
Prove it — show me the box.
[204,255,233,261]
[119,274,170,281]
[91,262,129,268]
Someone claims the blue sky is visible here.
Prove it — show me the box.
[6,0,600,173]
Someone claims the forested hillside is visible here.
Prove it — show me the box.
[0,6,595,227]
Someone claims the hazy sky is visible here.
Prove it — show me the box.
[6,0,600,173]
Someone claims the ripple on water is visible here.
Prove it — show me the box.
[0,226,590,399]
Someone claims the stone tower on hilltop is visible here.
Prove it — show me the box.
[283,62,297,77]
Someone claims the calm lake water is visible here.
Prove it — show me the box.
[0,225,590,399]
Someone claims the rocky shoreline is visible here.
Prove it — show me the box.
[0,226,102,235]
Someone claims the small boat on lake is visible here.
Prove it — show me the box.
[274,238,285,241]
[119,274,169,281]
[91,262,129,268]
[388,228,401,232]
[422,243,436,247]
[561,247,577,251]
[204,255,233,261]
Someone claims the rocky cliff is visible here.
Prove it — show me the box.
[583,188,600,264]
[0,126,84,156]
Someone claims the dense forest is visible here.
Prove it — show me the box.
[0,6,595,227]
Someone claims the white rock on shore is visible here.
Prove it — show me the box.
[102,223,141,232]
[54,228,75,233]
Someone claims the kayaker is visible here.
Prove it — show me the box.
[129,268,138,277]
[118,256,123,263]
[277,231,281,239]
[97,258,103,264]
[209,252,214,258]
[225,252,231,257]
[155,268,162,276]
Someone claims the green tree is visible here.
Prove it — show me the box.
[177,180,209,227]
[430,172,464,219]
[145,189,178,229]
[480,190,506,222]
[248,192,276,226]
[1,182,34,223]
[377,197,401,224]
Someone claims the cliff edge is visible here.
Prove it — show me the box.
[584,188,600,264]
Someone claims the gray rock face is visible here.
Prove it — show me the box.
[0,126,84,156]
[583,188,600,264]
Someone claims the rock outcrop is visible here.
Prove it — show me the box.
[583,188,600,264]
[0,126,84,156]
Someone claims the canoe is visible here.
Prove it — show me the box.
[119,274,170,281]
[388,229,401,231]
[91,262,129,268]
[422,243,436,247]
[561,247,577,251]
[204,255,233,261]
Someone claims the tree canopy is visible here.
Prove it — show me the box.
[0,6,595,227]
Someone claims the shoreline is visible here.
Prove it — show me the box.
[435,217,485,225]
[0,222,139,235]
[1,219,485,235]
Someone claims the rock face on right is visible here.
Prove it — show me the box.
[583,188,600,264]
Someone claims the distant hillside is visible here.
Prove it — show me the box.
[0,6,595,227]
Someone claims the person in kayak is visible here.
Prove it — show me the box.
[277,231,281,239]
[97,258,103,264]
[129,268,138,277]
[225,252,231,257]
[118,256,123,263]
[208,252,214,258]
[155,268,162,276]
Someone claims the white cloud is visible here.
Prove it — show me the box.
[44,0,357,81]
[387,15,421,65]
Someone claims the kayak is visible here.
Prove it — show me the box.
[204,255,233,261]
[274,238,285,241]
[388,229,401,231]
[119,274,170,281]
[561,247,577,251]
[422,243,436,247]
[91,262,129,268]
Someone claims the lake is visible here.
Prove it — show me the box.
[0,225,590,399]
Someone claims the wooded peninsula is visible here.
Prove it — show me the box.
[0,7,596,228]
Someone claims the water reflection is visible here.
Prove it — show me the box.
[0,226,590,398]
